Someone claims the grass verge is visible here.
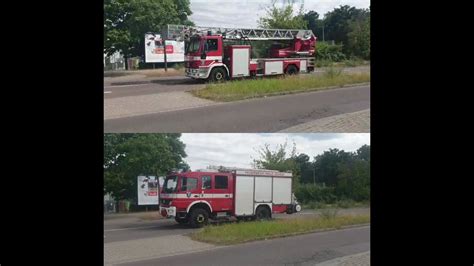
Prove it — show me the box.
[303,200,370,210]
[190,214,370,245]
[192,71,370,102]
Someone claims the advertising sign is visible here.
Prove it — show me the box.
[144,33,185,63]
[137,176,159,205]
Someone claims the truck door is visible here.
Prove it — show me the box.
[199,174,213,205]
[212,174,233,212]
[179,176,200,205]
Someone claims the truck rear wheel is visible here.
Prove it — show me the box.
[285,65,298,75]
[189,208,209,228]
[209,68,226,82]
[255,206,271,220]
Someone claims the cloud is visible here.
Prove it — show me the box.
[189,0,370,28]
[181,133,370,170]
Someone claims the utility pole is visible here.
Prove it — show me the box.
[163,39,168,72]
[313,166,316,185]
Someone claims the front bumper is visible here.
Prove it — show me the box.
[185,67,208,79]
[159,206,176,218]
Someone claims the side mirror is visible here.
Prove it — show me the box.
[201,52,207,60]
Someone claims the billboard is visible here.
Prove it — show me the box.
[144,33,185,63]
[137,176,159,205]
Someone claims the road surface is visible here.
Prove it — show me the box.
[104,81,370,132]
[120,226,370,266]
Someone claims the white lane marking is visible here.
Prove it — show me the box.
[104,225,159,232]
[104,91,112,94]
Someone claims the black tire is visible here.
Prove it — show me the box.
[189,208,209,228]
[255,206,271,220]
[209,67,226,82]
[175,216,189,224]
[285,65,298,75]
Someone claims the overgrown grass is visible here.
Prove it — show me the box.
[192,72,370,102]
[190,214,370,245]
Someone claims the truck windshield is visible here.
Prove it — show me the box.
[186,38,201,53]
[163,176,178,193]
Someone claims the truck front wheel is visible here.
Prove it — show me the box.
[209,68,226,83]
[189,208,209,228]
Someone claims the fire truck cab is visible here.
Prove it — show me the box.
[159,167,301,228]
[164,25,316,82]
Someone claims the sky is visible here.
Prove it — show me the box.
[180,133,370,170]
[189,0,370,28]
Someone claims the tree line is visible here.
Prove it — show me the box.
[253,142,370,204]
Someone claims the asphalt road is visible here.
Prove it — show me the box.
[120,225,370,266]
[104,208,370,244]
[104,85,370,132]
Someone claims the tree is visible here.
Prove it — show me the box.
[313,148,353,186]
[302,11,323,39]
[104,133,188,200]
[347,16,370,59]
[104,0,194,69]
[322,5,370,54]
[336,157,370,201]
[258,0,307,29]
[355,144,370,161]
[253,141,299,189]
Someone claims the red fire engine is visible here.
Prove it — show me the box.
[159,167,301,228]
[164,24,316,82]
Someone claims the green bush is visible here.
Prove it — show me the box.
[316,42,346,62]
[295,184,337,204]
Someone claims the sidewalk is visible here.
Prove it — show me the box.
[315,251,370,266]
[104,91,219,120]
[104,235,217,265]
[279,109,370,133]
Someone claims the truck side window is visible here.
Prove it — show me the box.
[181,177,197,191]
[206,39,218,51]
[202,176,211,189]
[215,175,228,189]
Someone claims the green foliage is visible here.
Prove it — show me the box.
[252,141,299,189]
[336,159,370,201]
[257,0,307,29]
[104,133,188,200]
[347,17,370,59]
[316,42,346,62]
[104,0,194,60]
[295,184,337,204]
[323,5,369,54]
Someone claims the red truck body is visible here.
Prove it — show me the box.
[159,168,301,227]
[164,25,316,82]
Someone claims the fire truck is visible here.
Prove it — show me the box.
[163,24,316,82]
[159,167,301,228]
